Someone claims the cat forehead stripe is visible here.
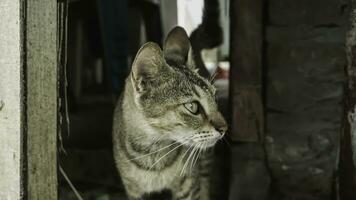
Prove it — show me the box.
[174,65,215,95]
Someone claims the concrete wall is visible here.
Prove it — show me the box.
[0,0,23,199]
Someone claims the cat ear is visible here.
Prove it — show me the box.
[131,42,164,93]
[186,47,199,73]
[163,26,191,66]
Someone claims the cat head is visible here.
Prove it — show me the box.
[130,26,227,149]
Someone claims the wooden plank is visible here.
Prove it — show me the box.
[229,2,270,200]
[26,0,58,198]
[230,0,264,142]
[0,0,24,199]
[340,0,356,198]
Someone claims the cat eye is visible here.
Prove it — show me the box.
[184,101,199,115]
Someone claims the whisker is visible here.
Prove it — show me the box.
[127,140,180,161]
[181,145,197,175]
[222,137,231,148]
[129,135,194,161]
[189,145,200,172]
[180,145,194,176]
[148,135,198,171]
[180,144,194,165]
[178,135,208,175]
[131,134,148,140]
[192,143,202,169]
[210,69,219,83]
[193,143,203,172]
[149,142,187,171]
[188,147,199,173]
[149,134,166,148]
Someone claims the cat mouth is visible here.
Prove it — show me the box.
[173,132,221,149]
[191,132,221,148]
[190,136,220,149]
[196,139,218,149]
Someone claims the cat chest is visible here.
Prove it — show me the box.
[129,162,183,192]
[135,164,180,191]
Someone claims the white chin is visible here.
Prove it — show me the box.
[198,140,218,149]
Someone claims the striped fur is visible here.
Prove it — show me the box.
[112,27,227,200]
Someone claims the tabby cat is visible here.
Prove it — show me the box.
[112,27,227,200]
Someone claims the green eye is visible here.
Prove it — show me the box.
[184,101,199,115]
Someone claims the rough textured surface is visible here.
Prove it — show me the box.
[0,1,23,199]
[229,143,270,200]
[230,0,264,142]
[266,0,347,199]
[349,4,356,169]
[268,0,348,26]
[340,1,356,199]
[228,1,271,199]
[26,0,58,198]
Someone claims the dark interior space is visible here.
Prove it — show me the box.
[56,0,356,200]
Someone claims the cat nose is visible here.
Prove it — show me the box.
[211,120,228,135]
[215,125,227,135]
[210,112,228,135]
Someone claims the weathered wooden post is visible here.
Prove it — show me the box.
[229,0,270,199]
[0,0,58,199]
[341,0,356,199]
[26,0,58,198]
[230,0,264,142]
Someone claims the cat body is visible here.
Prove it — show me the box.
[112,27,227,200]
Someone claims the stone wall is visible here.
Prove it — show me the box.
[265,0,348,199]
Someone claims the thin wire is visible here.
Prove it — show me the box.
[63,0,70,138]
[59,166,84,200]
[58,2,83,200]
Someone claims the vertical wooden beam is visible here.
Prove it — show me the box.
[0,0,58,198]
[230,0,264,142]
[228,1,270,199]
[340,0,356,199]
[26,0,58,199]
[0,0,24,199]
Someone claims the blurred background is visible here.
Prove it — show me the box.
[58,0,355,200]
